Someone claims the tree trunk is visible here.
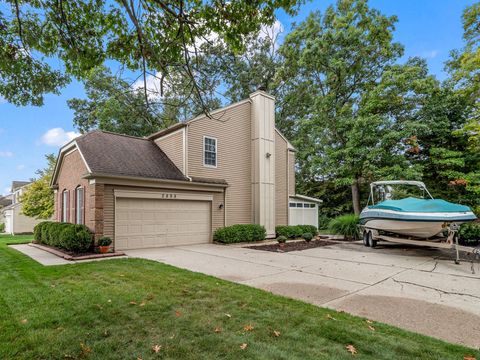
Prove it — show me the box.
[351,179,361,215]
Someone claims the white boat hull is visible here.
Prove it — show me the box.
[362,219,446,238]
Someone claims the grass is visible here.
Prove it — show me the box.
[1,234,478,360]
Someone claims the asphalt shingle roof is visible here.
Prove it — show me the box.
[75,131,188,182]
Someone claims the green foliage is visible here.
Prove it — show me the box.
[213,224,266,244]
[318,214,332,230]
[97,237,113,247]
[20,154,56,219]
[275,225,317,238]
[35,221,93,253]
[0,1,302,107]
[302,232,313,242]
[276,235,287,243]
[0,223,4,233]
[328,214,360,240]
[458,223,480,246]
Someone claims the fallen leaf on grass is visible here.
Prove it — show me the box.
[243,324,254,332]
[225,313,232,318]
[152,344,162,353]
[345,344,357,355]
[79,343,91,358]
[273,330,281,337]
[240,343,248,350]
[136,357,142,360]
[464,356,476,360]
[107,299,111,303]
[366,319,373,324]
[214,327,222,333]
[20,319,28,324]
[64,355,74,359]
[175,310,182,317]
[326,314,336,320]
[129,301,137,305]
[139,301,146,307]
[368,325,375,331]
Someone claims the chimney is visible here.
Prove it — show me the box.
[250,90,275,238]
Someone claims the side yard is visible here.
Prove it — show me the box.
[1,234,478,360]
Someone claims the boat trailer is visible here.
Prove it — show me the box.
[359,224,480,269]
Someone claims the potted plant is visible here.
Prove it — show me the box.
[97,237,112,254]
[277,235,287,249]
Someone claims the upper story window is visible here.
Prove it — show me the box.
[75,186,84,225]
[203,136,217,168]
[62,190,69,222]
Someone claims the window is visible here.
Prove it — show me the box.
[289,203,295,208]
[309,203,316,208]
[203,136,217,167]
[62,190,69,222]
[75,187,84,225]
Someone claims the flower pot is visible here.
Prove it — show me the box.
[99,246,110,254]
[278,242,285,249]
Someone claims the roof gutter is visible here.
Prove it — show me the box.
[82,172,228,188]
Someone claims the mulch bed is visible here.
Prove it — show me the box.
[29,242,125,261]
[246,239,337,253]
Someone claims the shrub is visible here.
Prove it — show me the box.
[275,225,318,239]
[34,221,93,253]
[318,215,331,230]
[302,232,313,242]
[213,224,266,244]
[0,223,5,233]
[97,236,112,246]
[276,235,287,243]
[458,223,480,246]
[328,214,360,240]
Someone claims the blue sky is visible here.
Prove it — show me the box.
[0,0,475,195]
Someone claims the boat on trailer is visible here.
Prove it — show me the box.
[360,180,477,239]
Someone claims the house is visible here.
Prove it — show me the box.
[1,181,45,234]
[50,90,321,250]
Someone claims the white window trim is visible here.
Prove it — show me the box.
[62,190,69,222]
[75,186,84,225]
[203,135,218,168]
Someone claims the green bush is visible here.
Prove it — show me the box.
[276,235,287,243]
[0,223,5,233]
[275,225,318,239]
[458,223,480,246]
[318,215,331,230]
[34,221,93,253]
[328,214,360,240]
[302,232,313,242]
[213,224,266,244]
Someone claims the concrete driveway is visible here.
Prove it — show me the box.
[125,241,480,348]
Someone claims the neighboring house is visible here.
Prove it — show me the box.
[1,181,45,234]
[0,194,13,230]
[51,90,321,250]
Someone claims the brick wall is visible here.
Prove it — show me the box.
[55,149,98,234]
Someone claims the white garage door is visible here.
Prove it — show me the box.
[115,198,211,250]
[289,201,318,228]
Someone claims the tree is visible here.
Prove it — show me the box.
[275,0,436,214]
[0,0,302,109]
[20,154,56,219]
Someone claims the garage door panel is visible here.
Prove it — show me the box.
[115,198,211,250]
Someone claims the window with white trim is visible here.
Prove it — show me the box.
[75,186,84,225]
[62,190,69,222]
[203,136,217,167]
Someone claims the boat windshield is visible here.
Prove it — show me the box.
[370,183,432,205]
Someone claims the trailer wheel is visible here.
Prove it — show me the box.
[363,231,370,247]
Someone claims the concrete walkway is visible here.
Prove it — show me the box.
[125,242,480,348]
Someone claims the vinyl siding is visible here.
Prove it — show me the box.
[103,184,225,247]
[154,130,184,173]
[12,204,44,233]
[187,101,252,225]
[288,150,296,195]
[275,131,288,226]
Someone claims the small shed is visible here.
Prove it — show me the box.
[288,194,323,228]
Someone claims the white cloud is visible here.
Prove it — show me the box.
[40,127,80,147]
[0,96,6,104]
[421,50,439,59]
[0,151,13,157]
[16,164,25,171]
[3,187,10,195]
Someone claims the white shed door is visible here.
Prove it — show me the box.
[115,198,211,250]
[289,203,318,228]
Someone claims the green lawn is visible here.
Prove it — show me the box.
[1,235,478,360]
